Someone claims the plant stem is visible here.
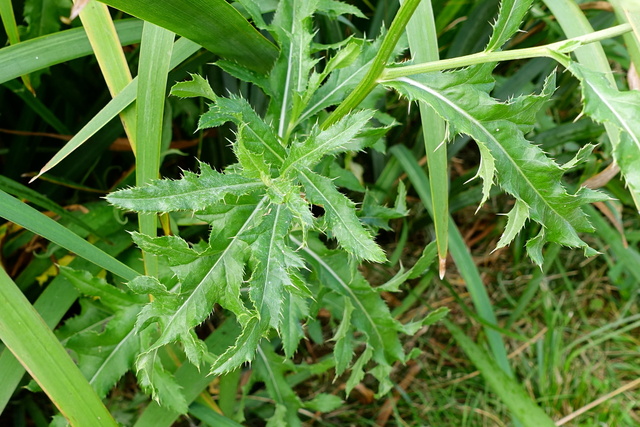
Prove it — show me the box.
[321,0,423,129]
[381,23,631,80]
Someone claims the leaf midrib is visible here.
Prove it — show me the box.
[395,77,575,232]
[292,236,384,347]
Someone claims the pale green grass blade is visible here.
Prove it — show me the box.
[189,403,244,427]
[0,267,118,426]
[79,0,137,149]
[0,190,138,280]
[444,319,555,427]
[0,175,108,240]
[33,37,200,180]
[0,0,33,92]
[97,0,278,74]
[391,145,512,375]
[0,19,143,85]
[0,222,134,412]
[402,0,448,277]
[609,0,640,69]
[136,22,175,276]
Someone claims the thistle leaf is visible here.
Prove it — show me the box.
[170,73,216,101]
[280,292,309,358]
[210,316,263,375]
[298,168,386,262]
[331,297,355,376]
[106,161,263,213]
[126,199,271,368]
[283,109,375,173]
[199,96,286,166]
[268,0,319,137]
[385,66,604,264]
[255,345,302,426]
[486,0,534,52]
[247,204,294,329]
[59,266,146,310]
[136,348,189,414]
[297,235,404,372]
[569,62,640,211]
[495,199,529,250]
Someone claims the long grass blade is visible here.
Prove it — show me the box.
[33,37,200,180]
[0,224,134,412]
[0,19,143,85]
[444,319,555,427]
[0,0,33,92]
[78,0,137,150]
[136,22,175,276]
[0,267,118,426]
[401,0,448,277]
[391,145,512,375]
[97,0,278,74]
[0,190,139,280]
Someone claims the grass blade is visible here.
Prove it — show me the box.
[97,0,278,74]
[401,0,448,277]
[0,224,134,412]
[79,0,137,150]
[444,319,555,427]
[33,37,200,180]
[0,0,33,92]
[135,22,175,275]
[0,19,143,85]
[391,145,512,375]
[0,267,118,426]
[0,190,138,281]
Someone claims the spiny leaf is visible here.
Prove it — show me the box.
[486,0,534,52]
[282,109,375,173]
[170,73,216,101]
[297,235,404,367]
[268,0,319,138]
[569,62,640,211]
[384,66,605,265]
[280,292,309,358]
[299,36,382,124]
[126,199,271,369]
[66,306,141,399]
[199,96,286,166]
[317,0,365,19]
[298,168,386,262]
[331,298,355,376]
[247,204,294,329]
[59,266,146,310]
[345,346,372,396]
[254,345,302,426]
[106,161,263,212]
[210,316,263,375]
[136,348,189,414]
[496,199,529,250]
